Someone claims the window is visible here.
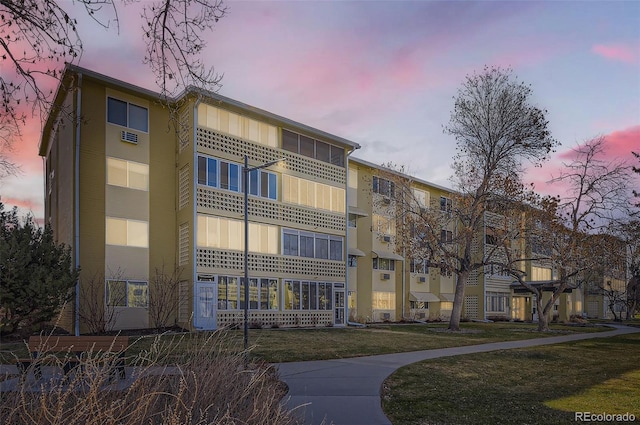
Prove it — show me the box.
[197,215,278,254]
[372,176,395,198]
[197,155,277,200]
[281,129,345,167]
[217,276,278,310]
[440,229,453,243]
[107,157,149,191]
[282,175,345,213]
[410,258,427,274]
[413,188,429,207]
[348,214,357,228]
[284,280,333,310]
[107,97,148,132]
[373,257,395,271]
[486,292,508,312]
[348,255,357,267]
[410,301,429,310]
[106,218,148,248]
[197,104,278,148]
[440,196,452,214]
[372,291,395,309]
[106,280,148,308]
[531,266,552,281]
[282,229,343,261]
[373,214,396,236]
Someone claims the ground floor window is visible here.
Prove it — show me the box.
[217,276,278,310]
[372,291,395,309]
[440,301,453,310]
[106,280,148,308]
[284,280,334,310]
[410,301,429,310]
[486,292,508,312]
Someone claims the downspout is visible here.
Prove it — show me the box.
[192,98,201,329]
[74,72,83,336]
[345,146,364,327]
[483,210,487,321]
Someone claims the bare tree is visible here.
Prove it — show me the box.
[148,264,184,330]
[440,66,558,331]
[78,271,120,334]
[0,0,226,176]
[504,137,634,330]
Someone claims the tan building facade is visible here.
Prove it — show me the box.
[41,66,596,334]
[41,66,359,333]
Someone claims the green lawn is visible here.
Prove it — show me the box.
[0,322,609,364]
[382,333,640,425]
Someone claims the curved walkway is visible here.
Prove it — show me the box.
[276,324,640,425]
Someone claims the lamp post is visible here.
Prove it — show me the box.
[243,155,284,353]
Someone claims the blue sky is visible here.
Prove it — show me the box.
[1,0,638,219]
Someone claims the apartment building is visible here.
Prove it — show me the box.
[40,66,595,334]
[346,158,457,323]
[40,66,359,333]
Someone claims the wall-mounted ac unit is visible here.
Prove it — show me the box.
[381,312,391,321]
[382,235,391,243]
[121,130,138,144]
[418,276,427,283]
[381,273,391,280]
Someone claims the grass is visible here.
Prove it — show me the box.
[246,322,607,363]
[381,333,640,425]
[0,322,609,364]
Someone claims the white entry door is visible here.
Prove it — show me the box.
[194,281,217,330]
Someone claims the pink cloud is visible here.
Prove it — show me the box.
[592,43,639,64]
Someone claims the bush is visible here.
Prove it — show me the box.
[1,331,299,424]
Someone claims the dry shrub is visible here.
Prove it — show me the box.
[1,331,299,425]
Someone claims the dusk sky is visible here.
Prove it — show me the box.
[1,0,639,220]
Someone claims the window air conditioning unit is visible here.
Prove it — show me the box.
[418,276,427,283]
[381,273,391,280]
[417,312,426,319]
[381,312,391,321]
[382,235,391,243]
[121,130,138,144]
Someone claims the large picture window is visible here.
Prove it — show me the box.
[197,215,278,254]
[284,280,333,310]
[106,280,148,308]
[218,276,278,311]
[107,97,148,132]
[282,229,343,261]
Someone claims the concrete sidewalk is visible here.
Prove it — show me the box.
[276,324,640,425]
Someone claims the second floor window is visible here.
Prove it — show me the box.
[283,229,343,261]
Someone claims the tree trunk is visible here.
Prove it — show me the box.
[448,271,468,331]
[536,294,550,332]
